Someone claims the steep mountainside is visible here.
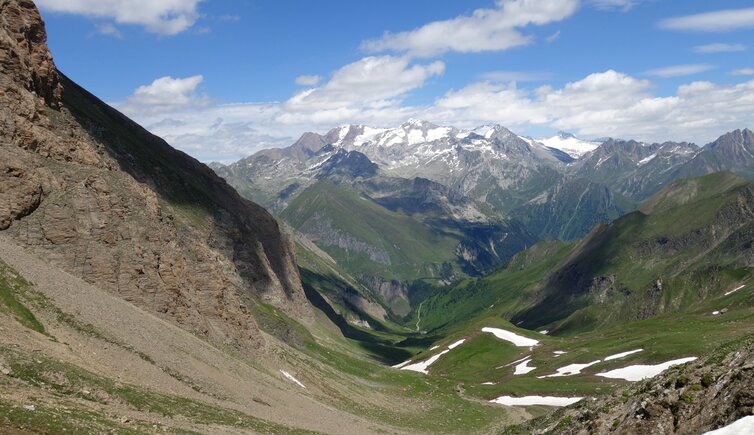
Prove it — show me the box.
[0,0,309,352]
[571,139,699,202]
[418,172,754,334]
[675,128,754,179]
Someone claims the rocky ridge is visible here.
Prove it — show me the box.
[0,0,310,352]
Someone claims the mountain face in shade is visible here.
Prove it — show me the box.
[0,0,310,351]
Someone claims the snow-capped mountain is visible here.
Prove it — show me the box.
[538,131,601,159]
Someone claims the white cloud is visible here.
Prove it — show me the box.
[645,64,714,78]
[276,56,444,125]
[361,0,579,57]
[545,30,561,42]
[114,70,754,162]
[589,0,640,12]
[36,0,201,35]
[118,75,209,114]
[660,8,754,32]
[95,23,123,39]
[693,43,747,53]
[424,70,754,144]
[295,75,322,86]
[732,68,754,76]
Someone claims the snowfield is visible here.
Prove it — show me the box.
[596,357,697,381]
[490,395,584,407]
[481,327,540,347]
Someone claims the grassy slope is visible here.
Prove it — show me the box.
[281,179,460,283]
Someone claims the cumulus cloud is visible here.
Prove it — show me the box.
[423,70,754,144]
[115,68,754,162]
[36,0,201,35]
[693,43,747,53]
[117,75,209,114]
[276,56,444,125]
[660,8,754,32]
[361,0,579,57]
[295,75,322,86]
[645,64,714,78]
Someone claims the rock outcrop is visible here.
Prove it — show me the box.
[505,338,754,434]
[0,0,310,351]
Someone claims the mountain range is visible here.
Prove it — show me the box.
[2,1,754,434]
[214,117,754,319]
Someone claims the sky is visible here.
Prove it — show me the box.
[37,0,754,163]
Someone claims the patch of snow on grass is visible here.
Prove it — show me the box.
[482,381,496,385]
[605,349,643,361]
[401,351,449,374]
[392,360,410,369]
[400,339,466,374]
[447,339,466,349]
[553,351,567,356]
[280,370,306,389]
[712,311,721,316]
[596,357,697,381]
[429,345,440,350]
[482,327,539,347]
[725,284,746,296]
[490,395,584,407]
[540,360,601,378]
[704,415,754,435]
[514,358,536,375]
[539,330,549,335]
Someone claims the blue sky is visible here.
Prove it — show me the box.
[37,0,754,162]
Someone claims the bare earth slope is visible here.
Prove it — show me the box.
[0,0,310,352]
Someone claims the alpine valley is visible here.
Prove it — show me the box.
[2,1,754,434]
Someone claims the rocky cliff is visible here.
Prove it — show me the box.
[0,0,310,351]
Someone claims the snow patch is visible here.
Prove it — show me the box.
[429,345,440,350]
[553,351,567,356]
[638,153,657,165]
[725,284,746,296]
[280,370,306,389]
[605,349,644,361]
[447,339,466,349]
[514,358,536,375]
[596,357,697,381]
[539,134,600,158]
[399,339,466,374]
[712,311,721,316]
[538,330,549,335]
[490,395,584,407]
[481,327,540,347]
[540,360,602,378]
[482,381,496,385]
[704,415,754,435]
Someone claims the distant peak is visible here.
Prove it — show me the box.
[402,118,435,129]
[557,131,576,139]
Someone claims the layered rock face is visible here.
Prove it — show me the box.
[0,0,310,350]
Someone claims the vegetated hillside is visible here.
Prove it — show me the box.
[281,178,535,317]
[418,172,754,335]
[0,0,309,352]
[505,335,754,435]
